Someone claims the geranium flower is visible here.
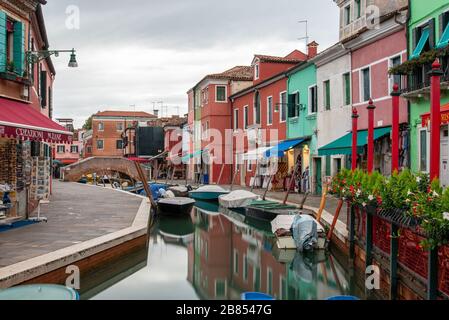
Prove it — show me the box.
[443,212,449,221]
[368,195,374,201]
[416,176,421,183]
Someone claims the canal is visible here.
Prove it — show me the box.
[86,201,366,300]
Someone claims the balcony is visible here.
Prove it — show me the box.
[0,71,32,86]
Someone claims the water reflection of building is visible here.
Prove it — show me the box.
[188,206,352,300]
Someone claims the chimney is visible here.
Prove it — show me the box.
[153,109,159,118]
[307,41,319,59]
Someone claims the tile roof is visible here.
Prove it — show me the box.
[254,54,305,64]
[208,66,254,81]
[94,111,157,118]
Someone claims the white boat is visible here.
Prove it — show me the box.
[218,190,259,210]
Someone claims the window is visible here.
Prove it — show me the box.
[254,92,261,125]
[243,255,248,281]
[40,71,47,108]
[98,122,104,131]
[3,18,24,75]
[288,93,300,118]
[343,73,351,105]
[116,140,124,149]
[216,85,226,102]
[309,85,318,114]
[233,250,239,274]
[361,68,371,102]
[267,96,273,125]
[440,11,449,48]
[215,280,226,298]
[280,91,287,122]
[86,146,92,154]
[116,122,124,131]
[390,56,402,91]
[267,268,273,296]
[344,5,351,25]
[255,64,260,80]
[70,145,79,153]
[57,145,65,153]
[247,161,252,172]
[323,80,331,110]
[244,106,249,129]
[419,129,428,172]
[96,140,104,150]
[233,109,239,130]
[355,0,361,19]
[412,23,431,59]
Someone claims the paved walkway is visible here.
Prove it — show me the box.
[0,181,143,268]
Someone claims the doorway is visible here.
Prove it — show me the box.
[441,126,449,188]
[314,157,322,195]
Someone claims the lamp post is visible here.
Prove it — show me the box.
[26,48,78,68]
[391,84,401,174]
[351,108,359,171]
[367,99,376,174]
[429,59,443,182]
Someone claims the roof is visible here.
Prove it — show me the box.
[208,66,254,81]
[254,50,308,64]
[94,111,157,118]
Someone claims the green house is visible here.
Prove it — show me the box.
[286,62,320,193]
[396,0,449,187]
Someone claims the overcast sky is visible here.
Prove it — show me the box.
[43,0,339,128]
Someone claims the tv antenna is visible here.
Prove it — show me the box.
[298,20,309,46]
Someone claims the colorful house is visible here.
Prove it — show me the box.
[393,0,449,187]
[285,56,318,193]
[230,50,311,188]
[318,0,408,176]
[313,43,352,184]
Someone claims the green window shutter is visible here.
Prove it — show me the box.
[0,11,6,73]
[13,21,25,76]
[325,81,331,110]
[40,70,47,108]
[345,73,351,105]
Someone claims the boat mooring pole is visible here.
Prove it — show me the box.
[349,203,356,261]
[390,224,399,300]
[351,108,359,171]
[391,83,401,173]
[365,211,373,268]
[367,99,376,174]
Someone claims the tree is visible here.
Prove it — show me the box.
[83,115,93,130]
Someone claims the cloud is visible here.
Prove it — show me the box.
[43,0,339,127]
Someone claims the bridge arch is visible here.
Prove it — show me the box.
[61,157,144,182]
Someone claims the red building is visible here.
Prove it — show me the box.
[230,50,311,186]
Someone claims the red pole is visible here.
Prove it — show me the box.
[429,59,443,182]
[351,108,359,171]
[367,99,376,174]
[391,84,400,174]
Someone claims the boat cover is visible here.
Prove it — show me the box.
[193,185,229,193]
[218,190,259,208]
[158,197,196,205]
[271,214,324,233]
[291,214,318,251]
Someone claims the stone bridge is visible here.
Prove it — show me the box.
[61,157,145,182]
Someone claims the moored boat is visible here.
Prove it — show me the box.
[245,200,299,222]
[188,185,229,201]
[168,185,191,197]
[157,197,196,216]
[0,284,79,300]
[218,190,259,210]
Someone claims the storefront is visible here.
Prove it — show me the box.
[0,98,72,221]
[420,103,449,188]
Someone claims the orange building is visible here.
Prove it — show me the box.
[91,110,156,157]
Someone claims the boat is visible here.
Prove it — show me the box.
[241,292,275,300]
[326,295,360,300]
[0,284,79,300]
[245,200,299,222]
[188,185,230,201]
[157,197,196,216]
[168,185,191,197]
[218,190,259,210]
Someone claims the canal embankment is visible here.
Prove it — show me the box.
[0,181,151,289]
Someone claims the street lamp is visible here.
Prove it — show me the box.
[26,48,78,68]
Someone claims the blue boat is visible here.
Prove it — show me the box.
[188,185,229,201]
[326,295,360,300]
[241,292,275,300]
[0,284,79,300]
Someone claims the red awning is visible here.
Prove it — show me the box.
[421,103,449,127]
[0,98,73,143]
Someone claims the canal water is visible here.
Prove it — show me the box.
[88,201,364,300]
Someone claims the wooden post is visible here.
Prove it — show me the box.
[316,182,328,223]
[134,161,157,208]
[216,164,225,186]
[250,159,259,192]
[390,224,399,300]
[327,199,343,241]
[349,203,356,261]
[283,162,301,205]
[427,247,439,300]
[262,175,274,201]
[365,210,373,269]
[230,167,239,191]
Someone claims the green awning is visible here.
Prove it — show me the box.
[410,28,429,59]
[181,149,206,163]
[437,23,449,49]
[318,127,391,156]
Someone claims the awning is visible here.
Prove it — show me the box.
[410,27,429,59]
[264,138,306,159]
[242,147,272,161]
[421,103,449,127]
[0,98,72,143]
[437,23,449,49]
[318,127,391,156]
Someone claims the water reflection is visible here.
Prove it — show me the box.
[91,202,358,300]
